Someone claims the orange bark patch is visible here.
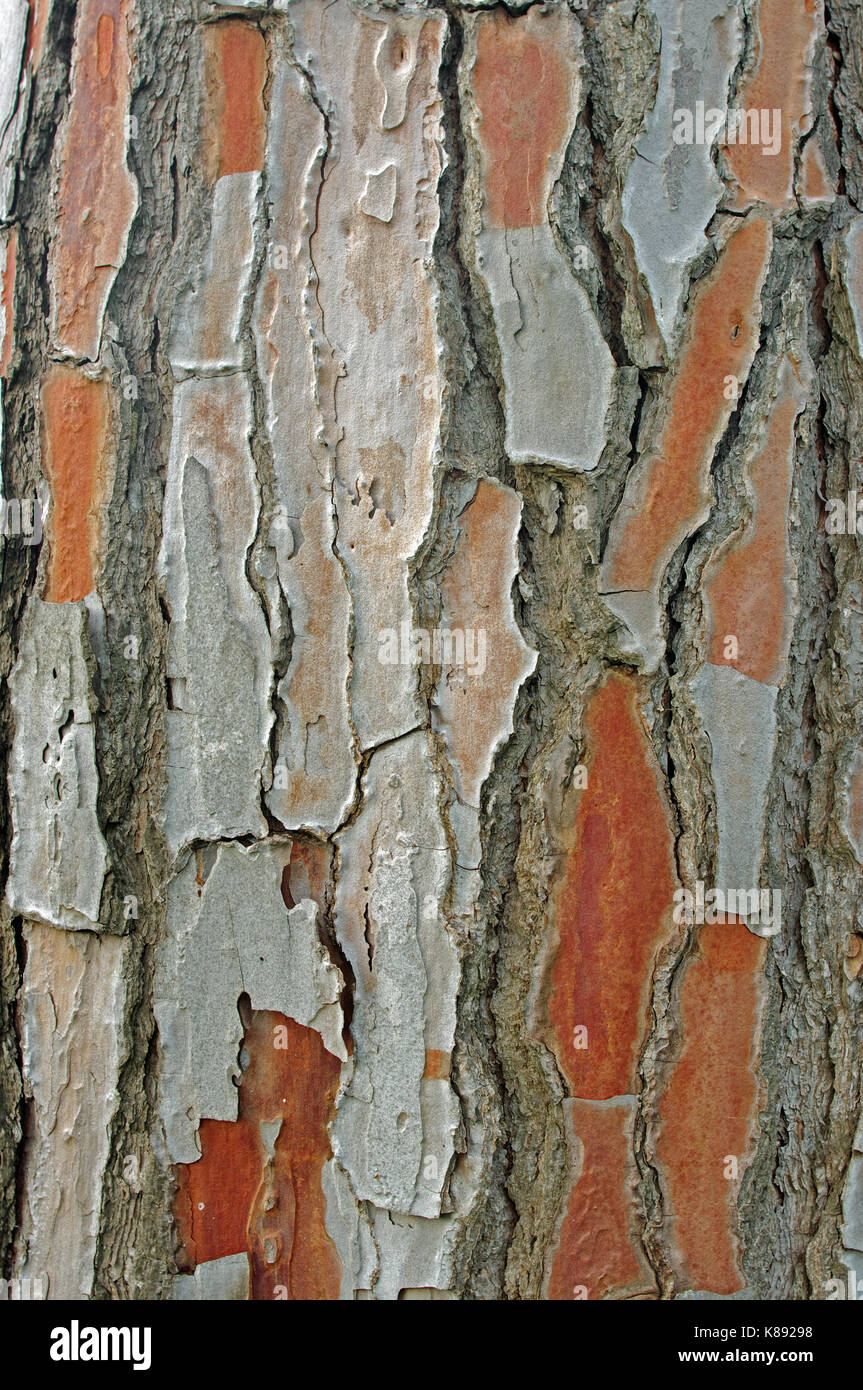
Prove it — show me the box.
[472,9,575,229]
[656,922,766,1294]
[174,1009,342,1301]
[801,137,834,204]
[704,358,805,684]
[723,0,820,209]
[174,1119,260,1268]
[26,0,50,70]
[282,838,331,914]
[51,0,137,360]
[203,21,267,182]
[1,227,17,377]
[605,213,771,594]
[547,1100,656,1300]
[542,674,677,1099]
[423,1049,451,1081]
[41,366,111,602]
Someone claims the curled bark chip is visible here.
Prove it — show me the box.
[1,0,862,1319]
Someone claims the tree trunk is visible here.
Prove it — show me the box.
[0,0,862,1303]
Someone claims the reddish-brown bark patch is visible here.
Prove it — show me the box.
[423,1049,451,1081]
[283,838,330,914]
[51,0,137,360]
[1,227,17,377]
[723,0,820,209]
[41,366,111,602]
[800,137,834,204]
[656,922,766,1294]
[26,0,50,70]
[704,359,804,684]
[174,1009,342,1300]
[472,9,574,229]
[174,1118,260,1268]
[605,213,771,594]
[547,1100,656,1300]
[541,674,677,1099]
[202,21,267,182]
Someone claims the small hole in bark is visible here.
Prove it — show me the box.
[391,34,409,69]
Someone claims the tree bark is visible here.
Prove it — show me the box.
[0,0,862,1302]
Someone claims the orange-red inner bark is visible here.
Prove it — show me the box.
[548,1102,653,1300]
[472,13,571,229]
[606,214,772,592]
[204,21,267,181]
[41,366,110,603]
[174,1010,343,1301]
[705,383,798,684]
[656,922,766,1294]
[544,674,676,1099]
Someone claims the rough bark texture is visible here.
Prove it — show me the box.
[0,0,862,1302]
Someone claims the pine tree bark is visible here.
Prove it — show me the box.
[0,0,862,1301]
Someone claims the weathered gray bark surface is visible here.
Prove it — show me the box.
[0,0,862,1301]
